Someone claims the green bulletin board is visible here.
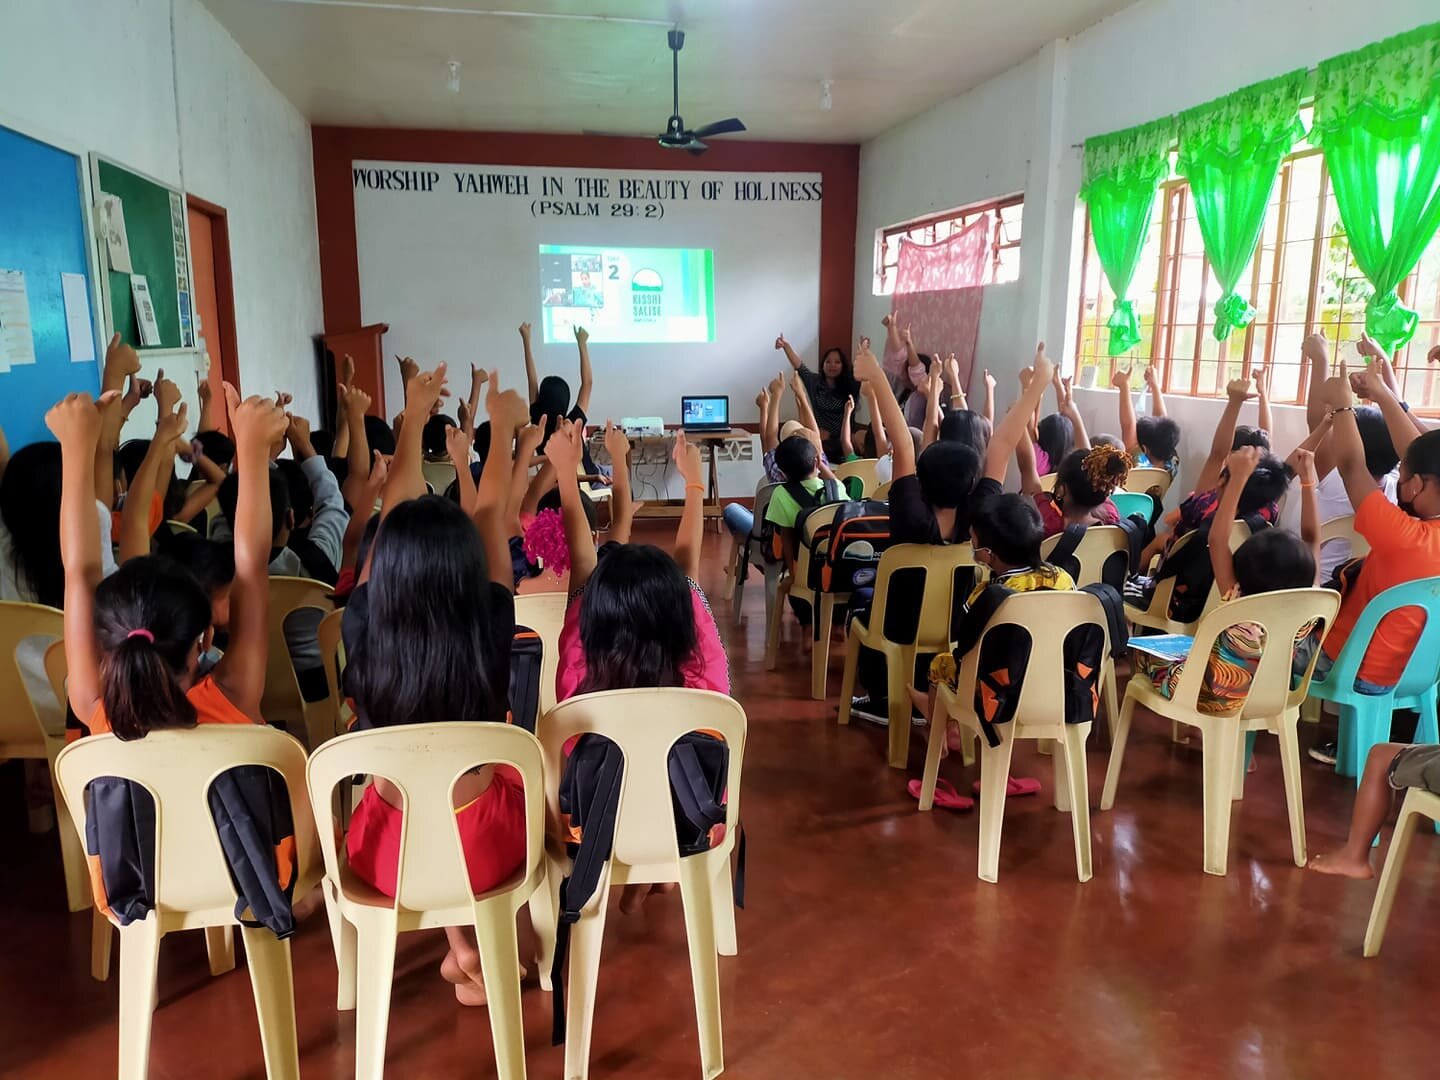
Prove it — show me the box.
[93,157,194,350]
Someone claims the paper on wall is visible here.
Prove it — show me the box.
[98,193,134,274]
[0,268,37,372]
[130,274,161,347]
[61,272,96,363]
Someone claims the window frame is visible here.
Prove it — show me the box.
[874,193,1023,295]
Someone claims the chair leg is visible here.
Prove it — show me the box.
[473,900,527,1080]
[1200,723,1242,876]
[1232,731,1255,802]
[92,908,114,982]
[764,583,787,671]
[241,927,301,1080]
[1363,794,1425,958]
[1100,694,1137,811]
[117,916,162,1080]
[529,860,560,992]
[712,860,738,957]
[563,874,612,1080]
[811,595,834,700]
[836,638,860,726]
[917,696,947,812]
[885,648,912,769]
[206,925,236,976]
[49,756,91,913]
[1417,686,1439,744]
[325,886,358,1011]
[678,857,725,1080]
[1060,724,1094,883]
[1275,717,1308,868]
[729,554,746,626]
[977,735,1016,884]
[353,913,398,1080]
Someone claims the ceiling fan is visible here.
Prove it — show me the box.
[654,29,746,155]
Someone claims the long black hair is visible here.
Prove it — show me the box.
[1036,413,1073,470]
[821,346,861,400]
[348,496,505,727]
[94,557,212,741]
[577,544,696,695]
[1,442,65,608]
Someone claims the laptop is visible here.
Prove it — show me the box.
[681,395,730,433]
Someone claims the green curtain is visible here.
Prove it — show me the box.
[1177,71,1307,341]
[1080,117,1176,355]
[1311,21,1440,353]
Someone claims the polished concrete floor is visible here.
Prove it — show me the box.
[2,524,1436,1079]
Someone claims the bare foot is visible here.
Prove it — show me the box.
[454,980,489,1006]
[1307,851,1375,879]
[619,882,678,915]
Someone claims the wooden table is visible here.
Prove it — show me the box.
[620,427,750,526]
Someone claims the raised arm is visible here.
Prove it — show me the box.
[480,374,527,588]
[986,345,1055,484]
[839,396,856,458]
[1017,429,1043,496]
[1255,357,1274,437]
[119,401,186,562]
[446,422,479,517]
[1303,333,1330,432]
[602,422,636,544]
[213,388,289,720]
[1208,447,1261,598]
[330,354,356,460]
[1318,365,1379,510]
[382,362,447,517]
[1195,377,1254,493]
[47,391,120,721]
[573,326,594,414]
[981,367,996,425]
[507,418,545,536]
[763,373,784,453]
[922,367,943,451]
[1113,366,1138,452]
[542,418,598,589]
[339,452,387,572]
[882,312,904,357]
[1287,445,1322,581]
[467,363,488,433]
[672,430,705,581]
[519,322,539,405]
[863,381,890,459]
[791,369,821,438]
[775,333,803,371]
[1144,363,1168,419]
[1357,335,1427,445]
[196,373,217,434]
[855,340,914,478]
[342,382,372,496]
[943,353,967,411]
[1059,376,1091,451]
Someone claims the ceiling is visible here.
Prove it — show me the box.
[200,0,1135,144]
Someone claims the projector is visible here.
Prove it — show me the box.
[621,416,665,437]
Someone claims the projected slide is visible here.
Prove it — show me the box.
[538,245,715,344]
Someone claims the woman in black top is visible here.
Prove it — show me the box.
[776,334,860,460]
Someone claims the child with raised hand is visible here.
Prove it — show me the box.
[1114,364,1182,484]
[53,384,285,739]
[341,362,527,1007]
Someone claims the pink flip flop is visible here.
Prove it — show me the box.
[909,778,975,812]
[972,776,1042,798]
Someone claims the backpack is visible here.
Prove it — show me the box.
[548,732,742,1045]
[1046,516,1150,592]
[508,625,544,733]
[952,581,1128,748]
[760,478,842,565]
[85,765,300,938]
[1153,514,1268,624]
[813,499,893,592]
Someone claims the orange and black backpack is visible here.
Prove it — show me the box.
[812,498,893,592]
[761,479,843,565]
[508,624,544,733]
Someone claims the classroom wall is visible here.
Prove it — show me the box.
[0,0,324,433]
[854,0,1440,431]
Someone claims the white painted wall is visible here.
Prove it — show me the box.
[855,0,1439,443]
[0,0,324,426]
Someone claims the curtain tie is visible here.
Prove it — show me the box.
[1211,291,1257,341]
[1106,299,1143,356]
[1365,290,1420,354]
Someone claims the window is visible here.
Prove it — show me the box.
[874,194,1023,295]
[1073,142,1440,412]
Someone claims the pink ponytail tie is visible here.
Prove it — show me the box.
[126,629,155,644]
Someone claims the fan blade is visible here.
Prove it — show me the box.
[582,129,639,138]
[690,117,746,140]
[686,141,709,156]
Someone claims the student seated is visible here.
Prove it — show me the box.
[1114,365,1182,482]
[1309,742,1440,878]
[763,433,848,651]
[1023,444,1130,535]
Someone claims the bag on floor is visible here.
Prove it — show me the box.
[548,732,742,1045]
[508,625,543,733]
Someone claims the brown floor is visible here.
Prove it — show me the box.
[2,523,1437,1079]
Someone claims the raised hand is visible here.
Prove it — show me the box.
[943,352,961,390]
[395,354,420,387]
[470,363,488,393]
[1302,332,1329,371]
[486,370,528,432]
[155,370,182,416]
[573,324,589,346]
[984,367,996,393]
[341,353,356,388]
[274,390,294,410]
[286,411,313,449]
[155,402,189,447]
[1429,344,1440,365]
[46,391,121,449]
[361,449,389,499]
[673,429,704,487]
[1286,445,1318,487]
[602,420,629,467]
[120,375,153,418]
[227,386,289,458]
[543,417,584,474]
[405,361,448,416]
[901,325,914,348]
[1110,365,1131,390]
[1031,343,1055,389]
[518,415,547,460]
[1059,376,1076,412]
[518,322,532,342]
[767,371,784,397]
[1143,363,1159,390]
[1319,360,1354,412]
[853,340,884,384]
[197,373,212,409]
[457,398,473,436]
[1225,375,1255,401]
[444,421,470,467]
[104,334,140,381]
[1224,445,1264,482]
[881,313,894,330]
[1353,363,1389,402]
[843,396,856,427]
[774,333,789,351]
[341,381,372,417]
[1356,334,1389,364]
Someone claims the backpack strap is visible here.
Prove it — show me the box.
[1080,582,1130,658]
[822,478,843,503]
[1047,523,1088,580]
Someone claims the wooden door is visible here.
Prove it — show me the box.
[186,196,239,432]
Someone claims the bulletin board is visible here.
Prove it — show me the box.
[0,121,102,448]
[92,155,195,352]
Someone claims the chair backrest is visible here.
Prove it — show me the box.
[1110,491,1154,522]
[868,543,979,650]
[187,478,220,534]
[1041,525,1129,589]
[1327,576,1440,698]
[316,608,347,739]
[874,480,893,501]
[261,577,335,730]
[1037,472,1057,493]
[515,592,568,717]
[791,502,844,598]
[306,723,546,912]
[1125,466,1173,498]
[54,726,319,920]
[164,519,198,535]
[832,458,879,498]
[0,600,65,755]
[1320,514,1371,562]
[749,481,780,542]
[955,590,1114,730]
[1171,588,1342,718]
[537,688,746,872]
[421,460,457,494]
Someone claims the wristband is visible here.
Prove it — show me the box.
[1401,400,1412,413]
[1331,406,1354,415]
[1300,482,1316,489]
[685,482,705,494]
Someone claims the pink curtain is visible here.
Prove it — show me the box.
[890,215,989,394]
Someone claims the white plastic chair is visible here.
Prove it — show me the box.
[515,591,567,722]
[1041,525,1131,589]
[1363,785,1440,957]
[307,723,547,1080]
[1126,520,1251,636]
[1319,513,1371,566]
[534,688,746,1080]
[765,502,841,671]
[728,481,780,629]
[54,726,320,1080]
[421,459,457,494]
[263,576,336,751]
[920,591,1119,884]
[832,457,880,498]
[1124,466,1173,499]
[1101,587,1341,876]
[1037,472,1057,493]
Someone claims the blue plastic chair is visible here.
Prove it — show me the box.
[1111,491,1154,522]
[1306,576,1440,781]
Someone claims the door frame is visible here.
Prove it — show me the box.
[185,194,241,390]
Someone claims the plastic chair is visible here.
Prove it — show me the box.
[307,723,547,1080]
[1124,466,1173,498]
[1110,491,1154,522]
[1306,576,1440,779]
[1102,588,1341,875]
[728,481,780,629]
[1318,514,1372,568]
[54,726,321,1080]
[187,478,221,536]
[1363,784,1440,957]
[1125,520,1250,636]
[873,479,893,501]
[837,544,979,769]
[163,518,198,535]
[833,458,879,499]
[1037,472,1057,492]
[421,460,456,494]
[919,591,1117,883]
[765,502,842,671]
[1041,525,1130,589]
[533,688,746,1080]
[262,576,336,751]
[0,601,88,912]
[515,592,567,722]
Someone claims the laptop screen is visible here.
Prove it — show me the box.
[682,396,728,427]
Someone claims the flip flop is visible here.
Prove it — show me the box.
[909,778,974,812]
[972,776,1042,798]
